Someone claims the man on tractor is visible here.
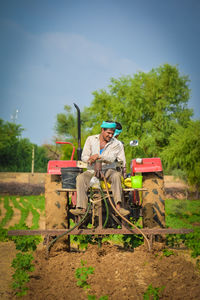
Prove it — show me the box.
[114,121,122,139]
[114,121,126,177]
[70,121,130,217]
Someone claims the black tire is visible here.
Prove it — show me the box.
[45,174,68,229]
[142,172,165,228]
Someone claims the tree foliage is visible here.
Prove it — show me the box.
[82,64,193,168]
[55,105,77,140]
[161,120,200,192]
[0,119,48,172]
[54,105,89,160]
[54,64,194,172]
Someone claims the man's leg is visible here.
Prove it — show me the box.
[76,171,94,209]
[105,169,123,205]
[105,169,129,216]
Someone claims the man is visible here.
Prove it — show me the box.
[114,122,126,177]
[114,121,123,139]
[70,121,129,216]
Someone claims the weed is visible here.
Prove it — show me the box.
[75,260,94,290]
[143,284,165,300]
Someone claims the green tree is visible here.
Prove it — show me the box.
[82,64,192,169]
[34,145,49,173]
[161,120,200,196]
[0,119,25,171]
[55,105,77,140]
[55,105,89,160]
[0,119,49,172]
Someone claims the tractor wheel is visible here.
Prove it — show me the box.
[45,174,68,229]
[142,172,165,228]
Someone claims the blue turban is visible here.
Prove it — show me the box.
[101,121,116,129]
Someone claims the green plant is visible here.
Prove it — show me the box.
[162,248,174,257]
[122,234,143,249]
[12,252,34,271]
[0,197,14,227]
[11,197,29,226]
[0,226,8,241]
[19,197,41,229]
[11,252,34,296]
[165,199,200,258]
[75,260,94,290]
[184,229,200,258]
[143,284,165,300]
[0,195,44,297]
[9,224,42,252]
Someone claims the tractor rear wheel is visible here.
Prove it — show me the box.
[45,174,68,229]
[142,172,165,228]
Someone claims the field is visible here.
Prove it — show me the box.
[0,194,200,300]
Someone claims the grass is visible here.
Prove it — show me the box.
[165,199,200,257]
[165,199,200,228]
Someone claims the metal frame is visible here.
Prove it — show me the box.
[7,187,194,252]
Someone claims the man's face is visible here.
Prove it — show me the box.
[102,128,115,142]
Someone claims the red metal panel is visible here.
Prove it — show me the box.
[47,160,77,175]
[131,158,163,175]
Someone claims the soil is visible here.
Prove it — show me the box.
[0,242,17,300]
[2,242,200,300]
[1,177,200,300]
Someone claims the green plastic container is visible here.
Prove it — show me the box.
[131,175,143,188]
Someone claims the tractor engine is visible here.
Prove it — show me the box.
[131,157,165,228]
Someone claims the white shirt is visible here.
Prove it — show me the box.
[81,134,126,168]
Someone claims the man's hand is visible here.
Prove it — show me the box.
[88,154,99,165]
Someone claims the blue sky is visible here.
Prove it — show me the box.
[1,0,200,145]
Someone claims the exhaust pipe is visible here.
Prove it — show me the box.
[74,103,82,160]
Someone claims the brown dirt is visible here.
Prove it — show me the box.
[3,242,199,300]
[0,242,17,300]
[0,176,199,300]
[164,176,189,199]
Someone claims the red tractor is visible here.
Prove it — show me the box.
[45,104,165,234]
